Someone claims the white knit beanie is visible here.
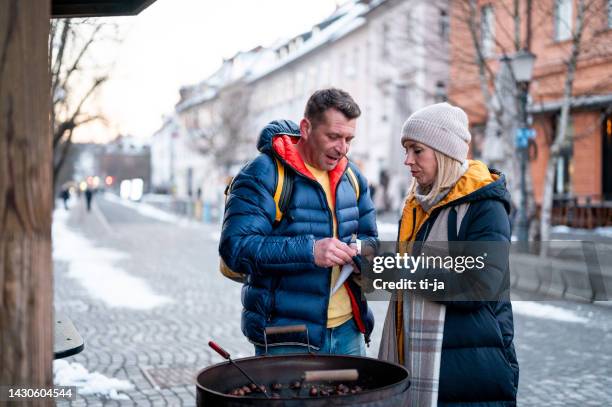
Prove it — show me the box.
[400,102,471,162]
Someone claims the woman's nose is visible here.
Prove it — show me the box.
[404,152,414,166]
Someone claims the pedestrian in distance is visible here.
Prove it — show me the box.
[60,187,70,210]
[219,88,377,356]
[85,188,93,212]
[378,102,519,406]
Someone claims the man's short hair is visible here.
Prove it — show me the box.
[304,88,361,127]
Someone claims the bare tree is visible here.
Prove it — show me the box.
[188,82,253,174]
[452,0,611,249]
[49,18,120,191]
[451,0,535,216]
[539,0,605,255]
[373,0,451,211]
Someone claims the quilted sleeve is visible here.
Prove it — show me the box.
[219,155,323,276]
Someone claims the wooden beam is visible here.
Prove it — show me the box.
[52,0,156,18]
[0,0,54,397]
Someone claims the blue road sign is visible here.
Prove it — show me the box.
[515,127,536,148]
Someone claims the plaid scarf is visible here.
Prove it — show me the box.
[379,204,469,407]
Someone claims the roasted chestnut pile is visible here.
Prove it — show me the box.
[226,383,267,397]
[226,381,364,398]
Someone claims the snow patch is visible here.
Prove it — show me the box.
[376,222,398,237]
[551,225,612,238]
[551,225,573,233]
[54,360,133,400]
[105,193,179,223]
[511,301,588,324]
[594,227,612,238]
[53,209,172,310]
[105,193,204,229]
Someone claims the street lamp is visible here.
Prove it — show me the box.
[510,49,536,244]
[510,50,536,83]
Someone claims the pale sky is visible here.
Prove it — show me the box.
[74,0,340,143]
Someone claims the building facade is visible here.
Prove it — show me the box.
[247,0,450,212]
[159,0,451,215]
[100,135,152,194]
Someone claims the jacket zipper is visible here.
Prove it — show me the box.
[272,153,355,343]
[301,164,367,336]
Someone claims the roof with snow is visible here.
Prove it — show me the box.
[173,0,386,112]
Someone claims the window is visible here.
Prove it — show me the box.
[294,71,304,96]
[381,23,390,58]
[608,0,612,28]
[439,9,449,40]
[480,5,495,57]
[434,81,447,102]
[554,0,572,41]
[345,47,359,78]
[321,61,330,84]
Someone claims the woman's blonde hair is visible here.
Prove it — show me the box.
[408,149,465,205]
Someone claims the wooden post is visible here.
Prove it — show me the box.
[0,0,53,393]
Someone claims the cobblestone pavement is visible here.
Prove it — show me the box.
[54,196,612,406]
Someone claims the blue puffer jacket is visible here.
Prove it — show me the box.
[398,161,519,406]
[219,120,377,350]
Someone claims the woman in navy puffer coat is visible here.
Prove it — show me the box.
[379,103,519,406]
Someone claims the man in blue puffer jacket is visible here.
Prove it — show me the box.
[219,88,377,355]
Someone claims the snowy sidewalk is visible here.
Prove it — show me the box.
[53,197,246,405]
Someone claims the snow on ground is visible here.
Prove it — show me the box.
[105,193,205,229]
[552,225,612,238]
[511,301,589,324]
[53,209,172,310]
[105,192,180,223]
[54,360,133,401]
[376,222,398,238]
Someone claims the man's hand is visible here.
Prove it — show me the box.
[314,238,357,268]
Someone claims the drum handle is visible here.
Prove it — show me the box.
[263,324,313,355]
[303,369,359,382]
[208,341,271,399]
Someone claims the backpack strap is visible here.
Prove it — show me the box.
[224,158,292,224]
[345,166,360,201]
[273,157,294,223]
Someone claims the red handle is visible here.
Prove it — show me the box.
[208,341,230,359]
